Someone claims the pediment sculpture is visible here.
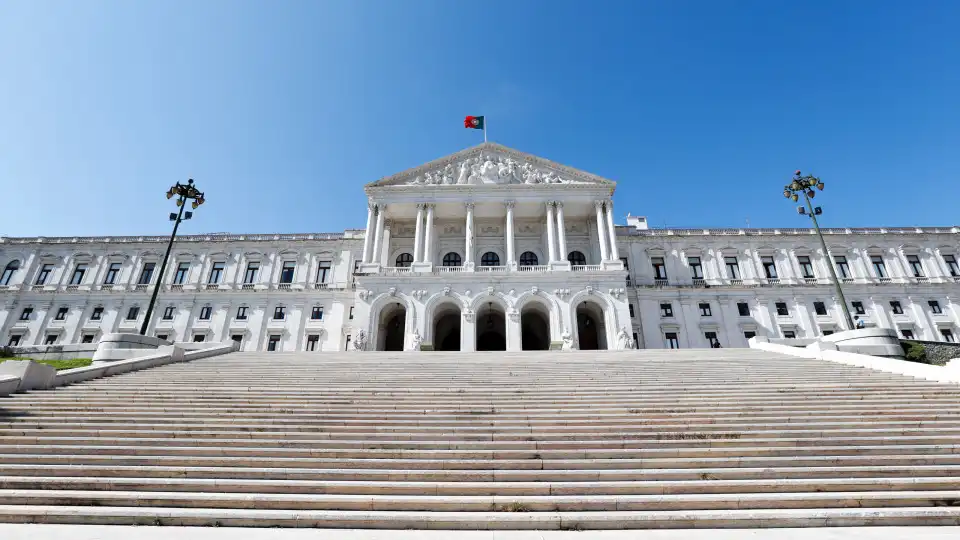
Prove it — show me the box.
[407,154,583,186]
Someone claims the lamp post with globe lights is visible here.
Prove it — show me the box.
[783,170,855,331]
[140,179,206,336]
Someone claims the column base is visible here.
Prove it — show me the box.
[463,262,476,272]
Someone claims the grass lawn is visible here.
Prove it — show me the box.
[0,358,93,370]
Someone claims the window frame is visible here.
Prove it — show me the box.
[796,256,814,279]
[104,262,122,285]
[70,263,88,285]
[126,306,140,320]
[870,255,887,278]
[306,334,320,351]
[273,306,286,320]
[91,307,104,321]
[834,256,850,278]
[852,301,866,315]
[208,262,225,284]
[688,257,703,279]
[19,307,32,321]
[173,262,190,285]
[906,255,924,278]
[659,303,673,318]
[138,262,156,285]
[941,329,956,343]
[901,329,915,339]
[929,300,943,314]
[890,301,904,315]
[198,306,212,320]
[0,260,19,285]
[628,304,635,318]
[944,254,960,277]
[311,306,324,320]
[761,256,778,279]
[813,301,827,316]
[705,331,720,348]
[518,251,539,266]
[236,306,248,320]
[162,306,175,320]
[267,334,281,351]
[395,253,414,268]
[279,261,296,284]
[651,257,667,280]
[245,261,261,284]
[441,253,462,267]
[567,251,586,266]
[54,306,68,321]
[737,302,750,317]
[35,263,53,285]
[664,332,680,349]
[775,302,789,316]
[724,257,740,279]
[698,302,712,317]
[480,252,500,267]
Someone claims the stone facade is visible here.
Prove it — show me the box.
[2,143,960,352]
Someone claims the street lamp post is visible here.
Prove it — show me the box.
[783,170,855,331]
[140,179,206,336]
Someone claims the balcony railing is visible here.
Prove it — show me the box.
[64,285,79,291]
[913,276,929,284]
[435,266,465,273]
[728,278,743,286]
[878,277,892,283]
[313,282,329,289]
[762,278,781,286]
[802,277,818,285]
[241,283,255,290]
[170,284,184,291]
[383,266,412,276]
[476,266,507,273]
[517,265,548,272]
[203,283,219,290]
[691,278,706,288]
[134,284,149,292]
[840,277,854,284]
[572,265,602,272]
[654,278,669,287]
[277,283,293,290]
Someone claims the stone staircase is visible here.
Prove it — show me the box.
[0,349,959,529]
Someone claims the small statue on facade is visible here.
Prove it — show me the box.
[561,328,574,351]
[409,330,422,351]
[617,327,635,350]
[353,330,367,351]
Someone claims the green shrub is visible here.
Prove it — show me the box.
[901,341,927,363]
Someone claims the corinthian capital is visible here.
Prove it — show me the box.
[594,200,606,211]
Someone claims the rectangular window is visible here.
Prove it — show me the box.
[280,261,296,284]
[783,330,797,339]
[901,329,915,339]
[193,334,206,343]
[852,301,865,315]
[651,257,667,280]
[273,306,286,320]
[797,256,814,279]
[70,263,88,285]
[664,332,680,349]
[208,262,224,284]
[688,257,703,279]
[890,301,904,315]
[743,331,756,340]
[737,302,750,317]
[349,306,354,320]
[0,264,15,285]
[44,334,57,345]
[162,306,175,320]
[35,264,53,285]
[659,303,674,318]
[126,306,140,320]
[632,333,639,348]
[345,335,352,350]
[705,331,720,348]
[104,263,121,284]
[91,307,103,321]
[231,334,243,346]
[199,306,212,320]
[19,307,32,321]
[907,255,924,277]
[311,306,324,320]
[244,262,259,284]
[871,256,887,278]
[81,334,95,344]
[8,335,21,347]
[306,334,320,351]
[267,334,281,351]
[725,257,740,279]
[761,256,778,279]
[833,256,850,278]
[944,255,960,277]
[813,301,827,316]
[236,306,248,320]
[822,330,834,336]
[929,301,943,314]
[173,262,190,284]
[315,261,331,284]
[55,307,68,321]
[699,303,712,317]
[628,304,635,318]
[138,262,156,285]
[620,257,629,270]
[775,302,789,316]
[942,329,956,343]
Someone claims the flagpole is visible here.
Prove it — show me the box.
[483,119,487,143]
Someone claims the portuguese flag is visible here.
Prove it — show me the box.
[464,115,484,130]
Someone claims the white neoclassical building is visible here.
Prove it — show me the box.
[2,143,960,352]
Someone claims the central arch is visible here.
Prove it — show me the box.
[376,302,407,351]
[476,301,506,351]
[576,300,608,350]
[433,302,462,351]
[521,301,551,350]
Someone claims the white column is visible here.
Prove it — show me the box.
[605,199,620,260]
[413,203,425,263]
[464,203,475,266]
[361,204,375,263]
[371,204,386,266]
[595,200,610,262]
[505,201,516,266]
[545,202,558,263]
[555,202,568,261]
[423,204,435,265]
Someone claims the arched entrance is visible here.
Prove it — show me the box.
[476,301,506,351]
[433,302,462,351]
[576,301,607,350]
[521,302,551,350]
[376,302,406,351]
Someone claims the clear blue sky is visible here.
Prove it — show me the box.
[1,1,957,237]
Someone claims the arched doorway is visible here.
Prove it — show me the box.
[521,302,551,350]
[576,301,607,350]
[433,302,462,351]
[377,302,406,351]
[476,301,506,351]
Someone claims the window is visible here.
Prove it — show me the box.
[199,306,212,320]
[311,306,324,320]
[822,330,834,336]
[81,334,95,344]
[91,307,103,321]
[162,306,175,320]
[620,257,629,270]
[628,304,635,318]
[775,302,789,316]
[870,256,887,278]
[44,334,57,345]
[665,332,680,349]
[19,307,32,321]
[138,262,155,285]
[941,329,956,343]
[0,260,19,285]
[231,334,243,346]
[944,255,959,277]
[208,262,224,284]
[906,255,924,278]
[813,302,827,316]
[567,251,586,266]
[761,256,778,279]
[834,256,850,278]
[8,335,21,347]
[345,335,352,350]
[633,333,639,348]
[797,256,814,279]
[280,261,296,284]
[651,257,667,280]
[699,303,712,317]
[480,252,500,267]
[267,334,281,351]
[442,253,462,267]
[314,261,329,283]
[236,306,248,320]
[126,307,140,320]
[173,262,190,284]
[725,257,740,279]
[929,301,943,314]
[901,329,915,339]
[69,263,87,285]
[737,302,750,317]
[193,334,206,343]
[395,253,414,268]
[35,264,53,285]
[852,301,865,315]
[743,331,756,340]
[705,331,720,348]
[55,307,68,321]
[104,262,122,284]
[890,301,904,315]
[659,303,673,317]
[688,257,703,279]
[353,260,361,274]
[783,330,797,339]
[156,334,168,341]
[519,251,539,266]
[306,334,320,351]
[273,306,286,320]
[349,306,354,320]
[244,262,260,284]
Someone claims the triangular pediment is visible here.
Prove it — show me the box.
[365,143,615,189]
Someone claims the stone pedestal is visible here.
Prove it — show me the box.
[0,360,56,391]
[820,327,904,358]
[93,333,173,362]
